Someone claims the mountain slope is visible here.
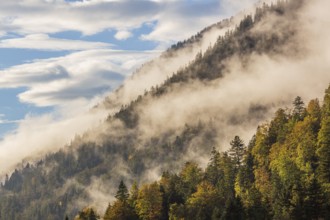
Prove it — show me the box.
[1,0,330,219]
[97,91,330,220]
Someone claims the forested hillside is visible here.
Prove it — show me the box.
[77,87,330,220]
[1,0,329,219]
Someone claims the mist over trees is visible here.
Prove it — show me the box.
[78,86,330,220]
[0,0,329,219]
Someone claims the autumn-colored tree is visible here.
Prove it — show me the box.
[103,201,137,220]
[128,181,139,208]
[136,182,163,220]
[251,124,272,208]
[186,181,219,220]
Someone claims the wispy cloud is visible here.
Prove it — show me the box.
[0,0,258,45]
[0,34,112,51]
[0,49,159,107]
[0,114,19,124]
[0,0,261,175]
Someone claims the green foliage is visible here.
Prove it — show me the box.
[318,86,330,180]
[115,180,129,202]
[20,81,330,219]
[205,147,222,185]
[179,162,203,199]
[292,96,306,121]
[74,207,99,220]
[317,84,330,213]
[136,182,163,220]
[103,181,138,220]
[185,181,219,220]
[268,108,288,145]
[0,1,327,219]
[103,201,137,220]
[228,136,245,168]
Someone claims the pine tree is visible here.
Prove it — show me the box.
[115,180,129,202]
[228,136,245,168]
[317,85,330,184]
[104,180,138,220]
[205,147,222,185]
[292,96,306,121]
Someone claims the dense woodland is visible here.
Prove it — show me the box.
[1,0,329,219]
[75,88,330,220]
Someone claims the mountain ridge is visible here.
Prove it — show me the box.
[1,0,330,219]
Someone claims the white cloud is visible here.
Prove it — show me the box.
[0,0,258,46]
[0,106,109,175]
[0,0,261,175]
[0,47,159,174]
[0,49,159,107]
[0,1,159,35]
[0,34,112,51]
[141,0,259,44]
[114,30,133,40]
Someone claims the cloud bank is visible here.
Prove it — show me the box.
[0,0,258,43]
[0,49,158,107]
[0,0,262,175]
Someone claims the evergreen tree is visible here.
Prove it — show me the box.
[268,108,288,144]
[317,85,330,184]
[316,85,330,216]
[115,180,129,202]
[292,96,306,121]
[74,207,99,220]
[228,136,245,168]
[179,162,203,199]
[205,147,222,185]
[104,181,138,220]
[303,176,324,219]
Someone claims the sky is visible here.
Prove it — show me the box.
[0,0,258,138]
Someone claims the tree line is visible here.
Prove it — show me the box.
[74,86,330,219]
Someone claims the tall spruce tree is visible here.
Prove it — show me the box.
[228,136,245,168]
[115,180,129,202]
[104,181,138,220]
[292,96,306,121]
[317,85,330,184]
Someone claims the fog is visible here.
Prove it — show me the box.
[51,0,330,214]
[0,0,257,176]
[1,0,330,215]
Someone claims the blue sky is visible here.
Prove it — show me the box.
[0,0,257,139]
